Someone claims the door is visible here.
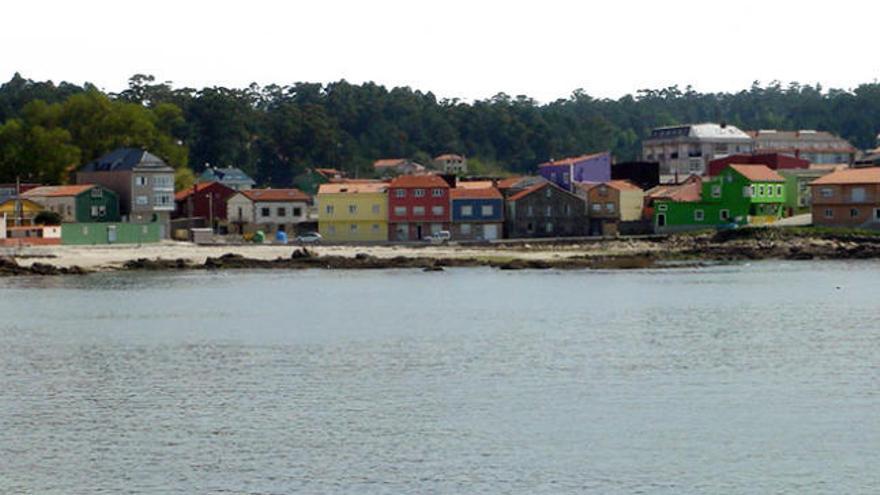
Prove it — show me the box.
[107,225,117,243]
[656,213,666,228]
[416,225,423,240]
[483,224,498,240]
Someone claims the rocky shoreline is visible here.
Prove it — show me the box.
[2,228,880,277]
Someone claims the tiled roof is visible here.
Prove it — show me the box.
[318,183,388,194]
[496,177,527,189]
[434,153,464,161]
[456,180,495,189]
[389,174,450,188]
[810,167,880,185]
[646,176,703,202]
[199,166,254,184]
[606,180,642,192]
[175,181,234,201]
[80,148,172,172]
[22,184,96,198]
[373,158,408,168]
[450,187,502,200]
[241,188,311,202]
[728,164,785,182]
[507,181,576,202]
[538,152,608,168]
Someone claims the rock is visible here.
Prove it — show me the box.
[291,248,313,259]
[422,266,444,272]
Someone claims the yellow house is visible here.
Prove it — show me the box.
[317,182,388,242]
[0,198,45,227]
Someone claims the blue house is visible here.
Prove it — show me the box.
[538,151,611,192]
[450,187,504,240]
[199,166,255,191]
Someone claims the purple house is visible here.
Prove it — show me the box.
[538,152,612,192]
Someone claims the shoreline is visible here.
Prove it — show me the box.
[2,228,880,276]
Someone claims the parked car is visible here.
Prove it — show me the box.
[425,230,451,244]
[295,232,323,243]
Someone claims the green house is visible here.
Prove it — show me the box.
[61,222,161,245]
[22,184,120,223]
[654,164,787,232]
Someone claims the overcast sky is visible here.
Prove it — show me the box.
[3,0,878,102]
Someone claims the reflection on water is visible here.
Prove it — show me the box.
[1,262,879,494]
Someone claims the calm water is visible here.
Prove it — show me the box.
[1,262,878,494]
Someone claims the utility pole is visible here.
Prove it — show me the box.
[14,176,21,227]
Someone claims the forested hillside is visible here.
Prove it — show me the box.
[2,73,880,187]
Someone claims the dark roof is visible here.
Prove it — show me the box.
[80,148,173,173]
[199,166,255,184]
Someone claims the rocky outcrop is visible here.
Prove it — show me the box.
[0,256,87,276]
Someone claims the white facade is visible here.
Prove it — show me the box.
[642,123,753,175]
[227,192,310,234]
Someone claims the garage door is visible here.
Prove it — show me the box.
[483,224,498,240]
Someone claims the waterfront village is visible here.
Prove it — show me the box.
[2,123,880,247]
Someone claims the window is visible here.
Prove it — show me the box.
[394,206,406,216]
[564,204,571,216]
[481,205,494,216]
[711,185,721,198]
[743,186,752,198]
[874,208,880,221]
[545,188,552,198]
[850,208,860,218]
[293,207,302,217]
[135,176,147,186]
[142,226,149,234]
[545,206,552,216]
[90,188,103,198]
[824,208,833,218]
[90,206,100,217]
[851,187,866,203]
[370,224,380,233]
[413,206,425,216]
[432,188,444,197]
[414,189,425,198]
[820,187,833,198]
[277,207,287,217]
[605,202,615,213]
[395,189,406,198]
[82,226,89,235]
[527,205,534,217]
[592,203,601,212]
[461,205,473,217]
[430,223,442,234]
[776,185,783,197]
[758,185,765,196]
[720,209,730,221]
[350,224,358,232]
[154,193,172,207]
[657,203,668,212]
[153,175,173,189]
[372,204,381,214]
[328,225,336,235]
[348,204,357,214]
[562,172,570,183]
[694,209,705,221]
[432,206,444,216]
[135,195,149,206]
[237,207,243,219]
[545,222,553,233]
[261,207,271,217]
[325,205,334,215]
[460,223,472,235]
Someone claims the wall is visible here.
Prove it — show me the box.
[61,222,161,245]
[506,186,588,238]
[811,183,880,227]
[318,192,388,242]
[77,171,132,214]
[75,187,121,222]
[451,198,503,222]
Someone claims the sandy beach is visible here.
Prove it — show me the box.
[2,239,662,270]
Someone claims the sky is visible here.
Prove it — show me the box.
[3,0,878,103]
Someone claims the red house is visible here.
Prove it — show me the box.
[174,181,236,223]
[706,153,809,177]
[388,174,452,241]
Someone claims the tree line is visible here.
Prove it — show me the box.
[2,73,880,188]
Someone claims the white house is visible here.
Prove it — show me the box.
[227,188,311,234]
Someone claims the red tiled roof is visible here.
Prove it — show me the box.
[496,176,527,189]
[606,180,642,192]
[373,158,407,168]
[728,164,785,182]
[810,167,880,185]
[450,187,502,200]
[646,176,703,202]
[241,188,311,202]
[434,153,464,161]
[389,174,450,188]
[175,181,220,201]
[22,184,96,198]
[538,152,608,168]
[507,181,577,202]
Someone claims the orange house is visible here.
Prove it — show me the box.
[810,167,880,227]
